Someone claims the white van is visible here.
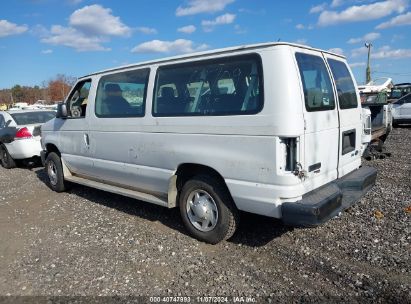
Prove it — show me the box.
[40,42,377,244]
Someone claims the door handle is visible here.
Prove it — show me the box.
[84,133,90,148]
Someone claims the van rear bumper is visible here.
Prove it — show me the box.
[281,166,377,227]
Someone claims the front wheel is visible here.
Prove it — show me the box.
[0,144,16,169]
[179,175,239,244]
[45,152,67,192]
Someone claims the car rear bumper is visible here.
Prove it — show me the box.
[6,138,42,160]
[281,166,377,227]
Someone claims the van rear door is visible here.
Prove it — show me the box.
[294,50,339,188]
[324,55,362,177]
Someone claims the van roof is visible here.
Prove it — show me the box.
[81,41,346,78]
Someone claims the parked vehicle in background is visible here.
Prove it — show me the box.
[41,42,377,244]
[389,83,411,102]
[392,93,411,126]
[0,110,56,168]
[357,77,393,94]
[359,79,393,159]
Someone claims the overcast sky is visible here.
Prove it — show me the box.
[0,0,410,89]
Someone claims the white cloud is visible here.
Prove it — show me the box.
[347,32,381,44]
[310,3,327,14]
[136,27,157,34]
[131,39,208,54]
[234,24,247,34]
[351,46,369,57]
[69,4,131,36]
[373,46,411,59]
[376,11,411,29]
[0,20,28,38]
[296,23,305,29]
[238,8,266,15]
[391,34,404,42]
[31,24,49,37]
[41,25,109,52]
[294,39,308,45]
[331,0,345,7]
[176,0,234,16]
[349,62,366,68]
[202,13,236,31]
[41,49,53,54]
[318,0,408,26]
[351,45,411,59]
[177,25,196,34]
[67,0,83,4]
[41,5,131,52]
[328,47,344,55]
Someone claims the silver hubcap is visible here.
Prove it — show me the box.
[186,190,218,232]
[47,161,58,186]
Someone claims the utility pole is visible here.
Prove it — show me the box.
[365,42,372,84]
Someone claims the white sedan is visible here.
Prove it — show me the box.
[0,109,56,168]
[392,93,411,126]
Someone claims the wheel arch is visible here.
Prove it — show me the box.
[45,143,61,157]
[167,163,234,208]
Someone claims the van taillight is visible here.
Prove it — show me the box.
[15,127,32,139]
[280,137,297,172]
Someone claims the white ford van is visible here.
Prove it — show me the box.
[41,42,377,244]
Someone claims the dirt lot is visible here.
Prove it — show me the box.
[0,127,410,303]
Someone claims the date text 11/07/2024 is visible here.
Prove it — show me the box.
[149,296,257,303]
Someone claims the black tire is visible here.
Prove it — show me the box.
[179,175,239,244]
[392,120,398,128]
[0,144,16,169]
[45,152,67,192]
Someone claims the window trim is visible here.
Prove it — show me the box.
[295,52,336,112]
[327,58,358,110]
[65,78,92,120]
[151,53,264,117]
[94,68,150,118]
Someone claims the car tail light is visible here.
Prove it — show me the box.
[15,127,33,140]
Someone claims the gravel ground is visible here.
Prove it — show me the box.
[0,127,410,303]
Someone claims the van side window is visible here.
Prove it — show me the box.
[327,59,358,109]
[295,53,335,112]
[95,69,149,118]
[153,54,263,116]
[67,80,91,118]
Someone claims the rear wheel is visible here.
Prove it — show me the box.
[0,144,16,169]
[179,175,239,244]
[45,152,67,192]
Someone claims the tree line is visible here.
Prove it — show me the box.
[0,74,76,106]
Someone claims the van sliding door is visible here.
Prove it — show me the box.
[325,55,362,177]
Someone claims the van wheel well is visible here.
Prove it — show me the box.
[46,144,61,157]
[175,163,233,206]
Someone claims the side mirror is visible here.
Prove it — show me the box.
[56,103,68,119]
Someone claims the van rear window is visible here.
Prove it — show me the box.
[295,53,335,112]
[327,59,358,109]
[153,54,263,116]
